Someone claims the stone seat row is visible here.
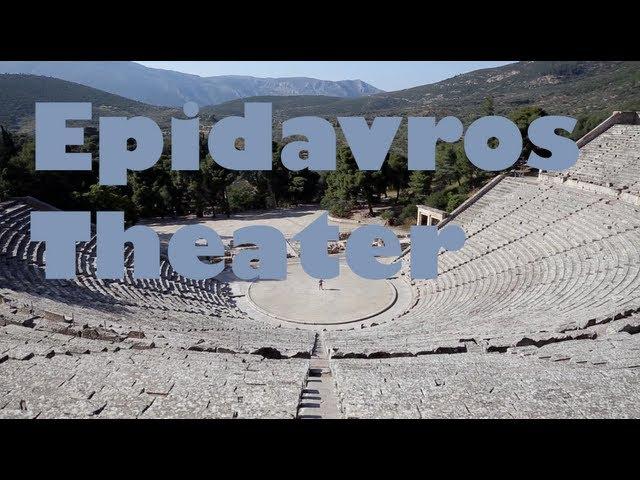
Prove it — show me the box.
[339,176,640,353]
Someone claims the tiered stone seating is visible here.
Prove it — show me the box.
[0,323,308,419]
[328,175,640,355]
[0,200,241,315]
[0,200,313,364]
[541,124,640,199]
[2,113,640,418]
[332,331,640,419]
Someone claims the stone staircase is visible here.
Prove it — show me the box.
[297,333,341,419]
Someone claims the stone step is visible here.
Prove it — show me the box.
[297,333,341,419]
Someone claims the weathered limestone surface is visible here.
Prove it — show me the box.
[332,328,640,419]
[328,175,640,356]
[1,113,640,418]
[540,122,640,200]
[0,322,307,419]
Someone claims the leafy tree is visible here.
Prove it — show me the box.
[433,144,458,190]
[425,190,449,210]
[227,179,259,212]
[321,142,390,217]
[399,204,418,225]
[0,126,17,201]
[288,176,307,204]
[267,142,291,207]
[75,184,137,223]
[186,178,207,218]
[509,106,548,167]
[447,193,467,212]
[0,126,16,162]
[408,170,432,201]
[572,112,609,140]
[320,193,355,218]
[203,158,236,218]
[386,152,409,201]
[482,97,495,116]
[157,185,175,217]
[453,142,486,190]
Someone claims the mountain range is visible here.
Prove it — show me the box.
[1,61,639,136]
[203,61,640,120]
[0,61,382,107]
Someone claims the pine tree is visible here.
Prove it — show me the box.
[433,144,458,190]
[408,170,433,202]
[482,97,495,116]
[386,152,409,201]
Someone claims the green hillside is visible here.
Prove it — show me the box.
[204,95,343,120]
[0,74,176,133]
[205,61,640,120]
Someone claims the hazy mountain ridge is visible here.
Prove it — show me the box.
[204,61,640,120]
[0,74,175,132]
[0,61,382,107]
[2,61,639,137]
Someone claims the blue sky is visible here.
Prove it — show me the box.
[136,61,515,92]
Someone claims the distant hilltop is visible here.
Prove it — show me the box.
[0,61,382,107]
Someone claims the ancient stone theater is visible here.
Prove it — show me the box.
[1,112,640,418]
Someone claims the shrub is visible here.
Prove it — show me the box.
[425,190,449,210]
[457,183,471,195]
[227,180,259,212]
[380,209,397,226]
[380,209,394,220]
[321,195,355,218]
[399,204,417,225]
